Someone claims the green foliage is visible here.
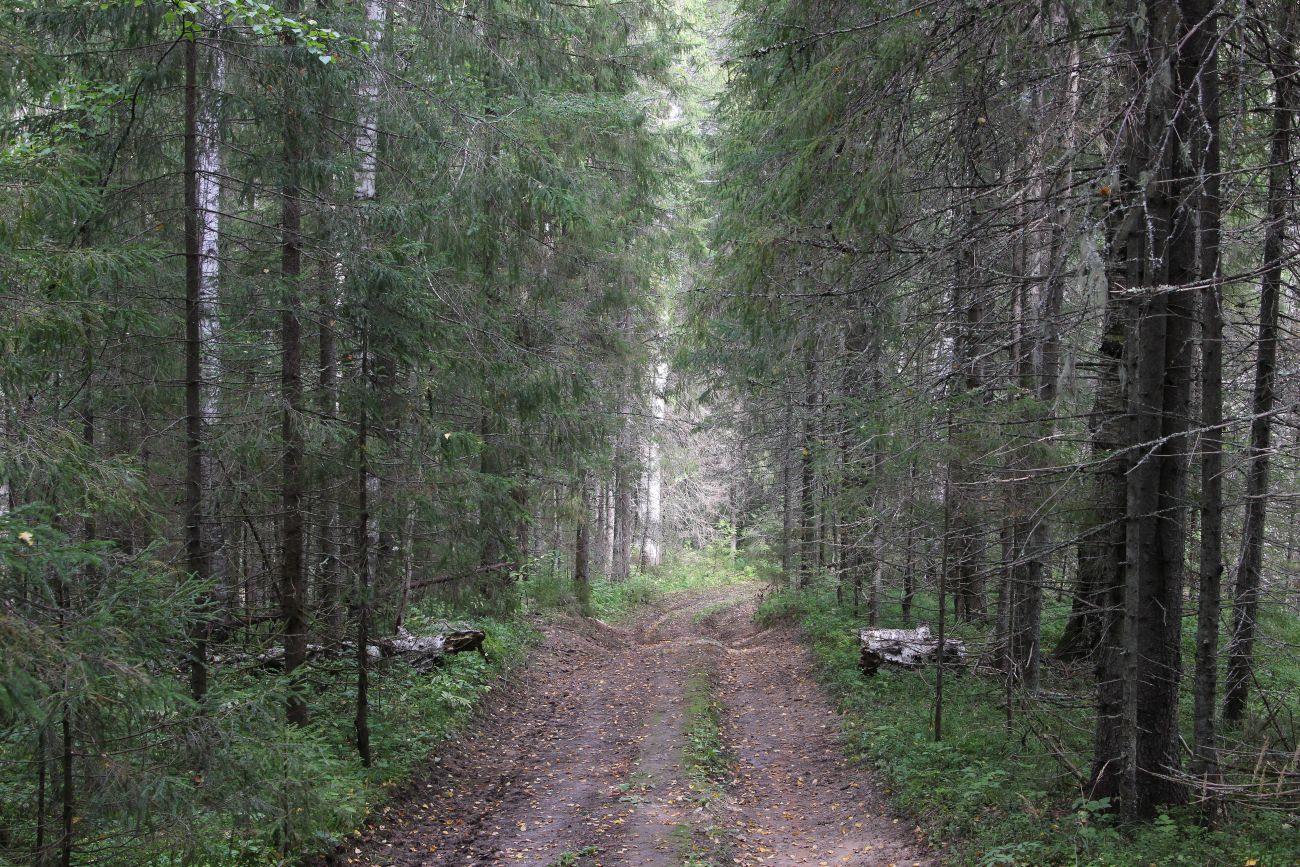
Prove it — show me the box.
[766,589,1300,867]
[546,846,601,867]
[0,510,538,865]
[0,506,200,863]
[679,663,734,867]
[682,671,731,789]
[518,547,759,622]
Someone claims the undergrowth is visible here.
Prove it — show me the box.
[756,584,1300,867]
[683,670,732,790]
[199,547,748,865]
[516,546,760,621]
[161,611,538,866]
[52,548,753,866]
[14,546,752,866]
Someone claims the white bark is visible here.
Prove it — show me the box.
[642,359,668,567]
[0,386,10,516]
[858,625,967,675]
[355,0,386,203]
[357,0,388,592]
[603,482,615,575]
[198,12,228,594]
[234,624,485,671]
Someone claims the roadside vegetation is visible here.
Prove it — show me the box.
[757,577,1300,867]
[516,546,761,623]
[678,668,736,867]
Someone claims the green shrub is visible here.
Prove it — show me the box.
[777,588,1300,867]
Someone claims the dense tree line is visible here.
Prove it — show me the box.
[692,0,1300,824]
[7,0,1300,860]
[0,0,701,862]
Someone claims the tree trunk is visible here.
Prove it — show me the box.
[185,9,228,704]
[1092,0,1203,816]
[1225,5,1294,724]
[949,84,988,624]
[1186,0,1224,794]
[183,18,208,703]
[318,256,342,635]
[574,473,591,615]
[59,707,72,867]
[612,403,633,582]
[352,0,388,764]
[781,398,795,580]
[604,481,615,577]
[799,347,816,586]
[355,360,374,766]
[643,359,667,568]
[902,461,917,625]
[279,1,308,727]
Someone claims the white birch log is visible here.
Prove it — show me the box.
[858,624,966,675]
[227,625,486,671]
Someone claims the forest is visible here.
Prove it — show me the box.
[2,0,1299,864]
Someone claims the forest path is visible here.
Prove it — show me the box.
[341,585,931,867]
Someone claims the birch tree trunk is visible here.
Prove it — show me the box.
[598,481,613,577]
[611,397,633,582]
[642,359,667,568]
[184,9,227,703]
[197,15,227,600]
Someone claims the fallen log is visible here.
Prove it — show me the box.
[375,625,487,669]
[219,624,486,672]
[858,624,966,676]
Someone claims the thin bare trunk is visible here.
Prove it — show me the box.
[280,0,308,726]
[1225,7,1294,723]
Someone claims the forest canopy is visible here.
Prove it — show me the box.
[2,0,1300,864]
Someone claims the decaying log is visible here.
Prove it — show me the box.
[375,625,487,669]
[222,624,486,671]
[858,624,966,676]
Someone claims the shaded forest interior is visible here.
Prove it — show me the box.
[3,0,1300,864]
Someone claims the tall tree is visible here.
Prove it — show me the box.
[1225,1,1296,724]
[279,0,309,727]
[1188,0,1224,789]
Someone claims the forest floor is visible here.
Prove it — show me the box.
[337,584,932,867]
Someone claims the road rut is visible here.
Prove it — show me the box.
[339,586,931,866]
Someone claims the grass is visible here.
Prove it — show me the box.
[171,609,539,866]
[757,579,1300,867]
[135,547,753,865]
[683,671,732,789]
[546,845,601,866]
[693,598,743,623]
[679,667,735,866]
[515,546,761,622]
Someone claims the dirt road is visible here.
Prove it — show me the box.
[341,586,932,866]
